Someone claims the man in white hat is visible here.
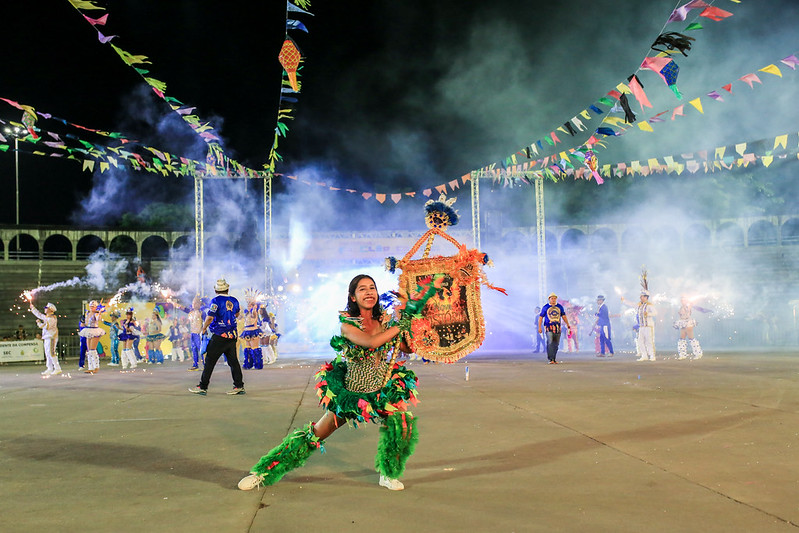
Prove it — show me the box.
[189,279,245,395]
[30,302,61,375]
[622,290,657,361]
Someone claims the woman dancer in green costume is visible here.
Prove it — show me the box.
[238,273,433,492]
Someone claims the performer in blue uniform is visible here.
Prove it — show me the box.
[189,279,245,395]
[533,306,545,353]
[537,293,573,364]
[78,315,87,371]
[594,295,614,357]
[102,311,122,366]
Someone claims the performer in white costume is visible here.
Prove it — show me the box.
[622,268,658,362]
[622,290,657,361]
[30,302,61,375]
[675,296,704,360]
[78,300,106,373]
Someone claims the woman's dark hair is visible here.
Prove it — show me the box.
[345,274,382,320]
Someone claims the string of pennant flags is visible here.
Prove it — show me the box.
[477,130,799,187]
[487,0,741,173]
[2,91,797,202]
[65,0,314,176]
[484,50,799,184]
[2,41,798,195]
[5,0,798,205]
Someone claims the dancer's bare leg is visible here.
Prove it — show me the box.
[313,410,345,440]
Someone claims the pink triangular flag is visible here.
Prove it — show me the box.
[671,105,685,120]
[83,14,108,26]
[641,56,671,76]
[739,73,762,89]
[628,76,652,109]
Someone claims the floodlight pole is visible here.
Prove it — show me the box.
[194,175,204,293]
[264,173,273,292]
[534,175,547,303]
[470,170,481,250]
[14,137,20,225]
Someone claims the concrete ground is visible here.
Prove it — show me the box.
[1,349,798,533]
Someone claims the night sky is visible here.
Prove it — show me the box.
[2,0,798,226]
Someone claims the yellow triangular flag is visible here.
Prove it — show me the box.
[715,147,726,159]
[603,116,626,127]
[647,158,660,169]
[638,122,654,132]
[580,109,591,120]
[735,143,747,156]
[761,155,773,167]
[774,135,788,149]
[99,162,110,173]
[689,98,704,114]
[616,83,631,94]
[68,0,104,9]
[759,64,782,78]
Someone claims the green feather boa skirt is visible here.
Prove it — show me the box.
[249,422,325,485]
[376,411,418,478]
[248,360,420,483]
[315,360,418,425]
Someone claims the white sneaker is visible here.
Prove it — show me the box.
[636,357,647,362]
[51,369,62,375]
[693,354,703,360]
[378,475,404,491]
[677,354,688,360]
[649,357,656,361]
[238,474,264,491]
[41,369,52,375]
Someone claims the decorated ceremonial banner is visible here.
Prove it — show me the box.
[395,229,488,363]
[387,195,505,363]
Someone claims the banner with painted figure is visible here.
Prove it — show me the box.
[388,195,506,363]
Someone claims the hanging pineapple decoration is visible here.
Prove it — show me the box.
[385,194,506,363]
[278,36,302,92]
